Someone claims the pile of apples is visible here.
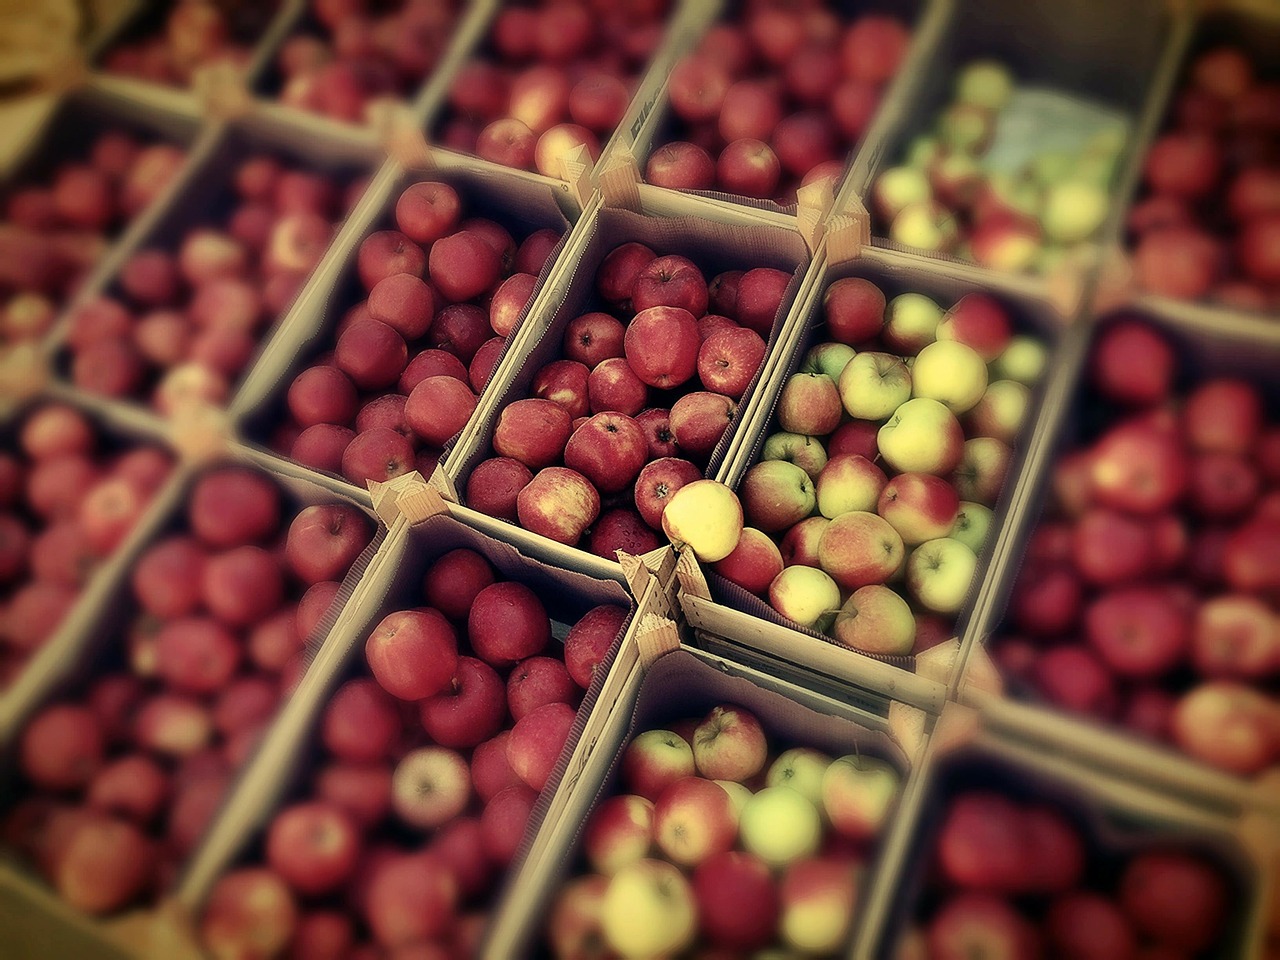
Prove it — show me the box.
[462,240,791,558]
[870,60,1125,274]
[60,152,356,413]
[0,403,173,686]
[198,546,630,958]
[544,702,902,958]
[1,130,187,344]
[0,466,375,917]
[992,317,1280,777]
[895,787,1234,958]
[1128,45,1280,308]
[436,0,672,178]
[102,0,274,87]
[272,178,563,486]
[689,277,1044,658]
[271,0,463,124]
[645,7,912,203]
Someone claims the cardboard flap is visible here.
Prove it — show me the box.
[795,178,835,253]
[369,99,433,172]
[825,200,871,265]
[914,637,960,688]
[428,461,461,501]
[888,701,928,760]
[957,643,1004,698]
[191,61,252,120]
[106,897,203,960]
[674,547,711,601]
[366,470,429,526]
[634,613,681,667]
[930,701,982,756]
[558,144,594,209]
[597,148,642,211]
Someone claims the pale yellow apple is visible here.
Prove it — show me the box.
[661,479,743,563]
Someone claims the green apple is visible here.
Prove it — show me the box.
[714,779,752,816]
[948,501,993,554]
[1030,150,1075,187]
[768,565,841,632]
[905,537,978,613]
[837,351,912,420]
[1042,179,1109,243]
[954,59,1015,111]
[761,431,829,480]
[816,454,888,519]
[739,786,822,867]
[832,584,916,655]
[966,379,1031,444]
[600,858,697,958]
[661,479,743,562]
[821,755,901,840]
[883,293,942,353]
[905,134,941,169]
[939,103,994,154]
[877,398,965,475]
[872,166,932,221]
[990,334,1047,384]
[765,748,833,806]
[889,201,960,254]
[910,340,988,414]
[801,341,856,382]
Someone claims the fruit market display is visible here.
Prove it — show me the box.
[197,545,629,958]
[0,403,174,686]
[644,8,912,203]
[992,316,1280,777]
[706,278,1045,657]
[893,783,1238,958]
[268,0,464,124]
[102,1,280,88]
[270,177,564,486]
[1128,45,1280,308]
[543,702,903,958]
[870,59,1127,273]
[435,0,674,178]
[461,240,790,557]
[0,2,1278,956]
[0,466,375,916]
[1,129,188,345]
[59,151,358,411]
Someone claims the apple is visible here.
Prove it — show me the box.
[889,201,960,254]
[622,730,696,803]
[365,608,458,701]
[600,859,697,959]
[516,467,601,546]
[547,874,609,960]
[878,473,962,544]
[624,305,703,389]
[201,869,298,960]
[362,853,457,948]
[911,340,989,415]
[584,795,654,875]
[1084,585,1189,678]
[883,293,943,354]
[652,777,739,867]
[905,537,977,614]
[692,850,779,952]
[838,351,913,421]
[740,460,817,533]
[878,398,965,475]
[712,527,785,596]
[691,704,767,782]
[1120,850,1230,953]
[821,754,899,840]
[1192,594,1279,679]
[1171,681,1277,775]
[927,893,1042,960]
[669,391,736,463]
[564,413,649,494]
[816,454,888,518]
[762,431,829,480]
[661,480,743,563]
[832,584,916,655]
[419,656,506,749]
[872,167,933,223]
[802,342,856,383]
[817,511,905,590]
[778,857,861,955]
[769,565,842,631]
[265,802,360,896]
[738,786,821,867]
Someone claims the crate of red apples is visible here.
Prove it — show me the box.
[484,634,926,959]
[0,458,380,955]
[964,307,1280,807]
[611,0,941,209]
[167,504,636,959]
[856,702,1272,959]
[234,160,574,493]
[437,196,810,582]
[1124,13,1280,312]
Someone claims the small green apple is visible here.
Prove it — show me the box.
[949,500,993,554]
[954,59,1015,112]
[761,431,829,480]
[600,858,697,958]
[768,565,841,632]
[801,341,856,382]
[883,293,943,353]
[905,537,978,613]
[765,747,833,805]
[1042,179,1109,243]
[872,166,933,222]
[990,335,1047,385]
[910,340,989,414]
[837,351,912,421]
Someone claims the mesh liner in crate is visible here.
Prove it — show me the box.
[857,703,1271,959]
[440,197,812,584]
[48,113,379,412]
[0,455,384,958]
[673,246,1062,711]
[232,155,578,489]
[485,643,926,960]
[957,305,1280,812]
[172,509,635,957]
